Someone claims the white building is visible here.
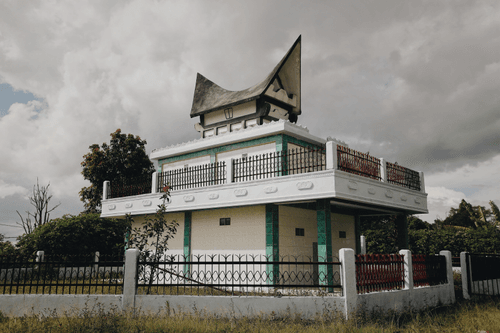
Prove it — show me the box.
[101,36,427,274]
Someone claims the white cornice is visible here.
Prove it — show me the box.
[150,120,330,161]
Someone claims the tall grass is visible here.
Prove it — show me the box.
[0,296,499,332]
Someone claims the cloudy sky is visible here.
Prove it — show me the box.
[1,1,499,241]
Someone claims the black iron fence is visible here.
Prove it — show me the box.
[137,254,341,296]
[465,253,500,296]
[386,161,421,191]
[356,254,404,294]
[232,147,325,182]
[0,254,124,295]
[158,162,226,191]
[108,175,152,199]
[337,145,381,180]
[412,254,447,287]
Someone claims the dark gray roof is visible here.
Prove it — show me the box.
[190,36,301,118]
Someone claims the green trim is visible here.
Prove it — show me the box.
[354,215,361,254]
[158,135,282,170]
[265,204,279,284]
[183,212,192,275]
[317,199,333,289]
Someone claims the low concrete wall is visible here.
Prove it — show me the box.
[358,284,454,313]
[135,295,345,318]
[0,248,456,318]
[0,295,122,317]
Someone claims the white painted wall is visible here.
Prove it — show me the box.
[161,155,212,173]
[331,214,355,258]
[216,142,276,165]
[279,206,317,259]
[130,213,185,256]
[191,206,266,256]
[204,101,256,126]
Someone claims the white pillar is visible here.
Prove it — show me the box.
[460,252,470,300]
[419,171,425,193]
[123,249,139,312]
[227,158,234,183]
[339,248,357,319]
[399,249,413,291]
[380,158,386,182]
[440,250,456,304]
[360,235,366,255]
[326,141,337,170]
[151,172,158,194]
[103,181,110,200]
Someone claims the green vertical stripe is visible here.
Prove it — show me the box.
[317,199,333,289]
[183,212,192,275]
[265,204,279,284]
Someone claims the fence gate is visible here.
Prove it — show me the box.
[465,253,500,296]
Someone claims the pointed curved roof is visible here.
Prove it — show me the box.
[190,36,301,118]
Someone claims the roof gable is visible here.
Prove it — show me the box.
[190,36,301,118]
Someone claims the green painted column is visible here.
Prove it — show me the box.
[354,215,361,254]
[183,211,192,276]
[265,204,279,284]
[316,199,333,289]
[396,214,409,250]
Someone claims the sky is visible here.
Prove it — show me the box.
[1,0,499,241]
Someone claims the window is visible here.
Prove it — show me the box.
[295,228,305,236]
[339,231,346,238]
[220,218,231,226]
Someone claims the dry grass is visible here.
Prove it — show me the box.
[0,296,499,332]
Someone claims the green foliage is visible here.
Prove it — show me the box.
[360,215,398,254]
[80,129,154,213]
[0,234,17,255]
[15,214,130,257]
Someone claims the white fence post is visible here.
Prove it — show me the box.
[123,249,139,312]
[360,236,366,255]
[339,248,357,319]
[326,141,337,170]
[379,158,386,182]
[399,249,413,291]
[94,251,100,273]
[440,250,456,303]
[151,172,158,194]
[460,251,471,299]
[103,181,110,200]
[36,250,45,263]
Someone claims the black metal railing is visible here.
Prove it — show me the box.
[356,254,404,294]
[337,145,381,180]
[108,175,152,199]
[465,253,500,296]
[137,254,341,296]
[0,254,124,295]
[157,162,226,191]
[412,254,447,287]
[232,147,325,182]
[386,162,420,191]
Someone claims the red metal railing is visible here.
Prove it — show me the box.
[337,145,381,180]
[356,254,404,294]
[412,254,447,287]
[386,161,420,191]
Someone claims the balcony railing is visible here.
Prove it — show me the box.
[158,162,226,191]
[104,144,423,199]
[232,147,325,182]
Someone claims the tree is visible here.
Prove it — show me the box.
[16,213,130,257]
[80,129,155,213]
[16,178,60,235]
[128,187,178,294]
[0,234,16,255]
